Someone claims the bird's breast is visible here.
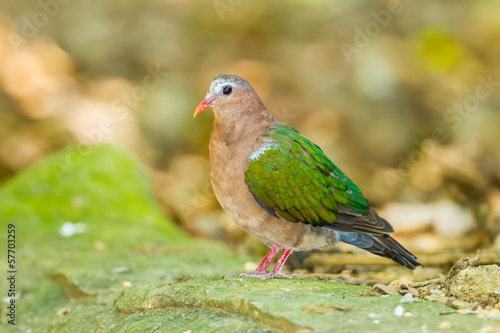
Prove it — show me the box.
[209,138,261,227]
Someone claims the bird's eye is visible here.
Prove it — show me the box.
[222,85,232,95]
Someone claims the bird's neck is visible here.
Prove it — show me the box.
[211,108,275,148]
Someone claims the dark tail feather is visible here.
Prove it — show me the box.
[337,232,421,270]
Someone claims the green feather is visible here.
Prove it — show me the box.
[276,208,298,222]
[244,122,370,227]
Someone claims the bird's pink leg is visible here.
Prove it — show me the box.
[272,248,293,275]
[235,246,295,279]
[254,244,282,272]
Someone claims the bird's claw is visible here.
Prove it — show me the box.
[229,271,296,280]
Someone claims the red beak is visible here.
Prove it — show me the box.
[193,95,216,117]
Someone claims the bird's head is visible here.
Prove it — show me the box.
[193,74,263,118]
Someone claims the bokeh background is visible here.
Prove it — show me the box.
[1,0,499,277]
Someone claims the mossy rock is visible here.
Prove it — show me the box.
[0,145,497,332]
[449,265,500,307]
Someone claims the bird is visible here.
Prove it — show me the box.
[194,74,421,279]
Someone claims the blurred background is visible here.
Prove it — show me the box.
[1,0,499,279]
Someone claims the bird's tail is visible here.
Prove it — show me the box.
[337,232,421,269]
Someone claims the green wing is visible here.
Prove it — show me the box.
[245,122,392,235]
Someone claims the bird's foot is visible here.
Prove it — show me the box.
[230,271,296,280]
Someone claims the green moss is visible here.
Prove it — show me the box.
[115,278,495,333]
[0,145,248,332]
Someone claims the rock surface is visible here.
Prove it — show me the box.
[0,145,497,332]
[449,265,500,308]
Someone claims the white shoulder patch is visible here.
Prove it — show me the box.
[249,142,276,161]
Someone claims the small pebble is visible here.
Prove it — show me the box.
[404,312,414,317]
[439,321,451,329]
[393,305,405,317]
[59,222,86,237]
[400,293,414,304]
[244,261,258,272]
